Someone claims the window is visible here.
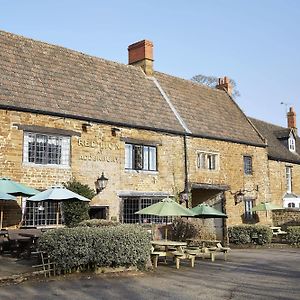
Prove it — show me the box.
[23,201,62,227]
[197,151,219,171]
[125,143,157,171]
[286,166,292,193]
[288,202,295,208]
[288,136,296,152]
[244,198,255,220]
[243,156,253,175]
[122,197,165,224]
[23,132,70,166]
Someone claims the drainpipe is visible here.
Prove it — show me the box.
[183,134,189,208]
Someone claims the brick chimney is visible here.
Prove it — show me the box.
[216,76,232,95]
[287,106,297,130]
[128,40,154,76]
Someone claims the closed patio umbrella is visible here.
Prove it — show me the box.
[0,191,16,229]
[0,177,38,196]
[190,203,227,218]
[135,198,195,239]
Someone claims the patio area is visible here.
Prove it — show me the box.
[0,248,299,299]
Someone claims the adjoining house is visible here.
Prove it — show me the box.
[0,30,283,237]
[250,108,300,209]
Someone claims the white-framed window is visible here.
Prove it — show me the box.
[244,198,255,220]
[197,151,219,171]
[23,132,70,166]
[288,202,295,208]
[288,135,296,152]
[243,156,253,175]
[125,143,157,171]
[286,166,292,193]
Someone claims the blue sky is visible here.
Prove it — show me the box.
[2,0,299,127]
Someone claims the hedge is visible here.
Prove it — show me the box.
[38,224,151,272]
[228,225,272,245]
[286,226,300,246]
[77,219,120,227]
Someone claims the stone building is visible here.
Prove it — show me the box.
[0,30,271,234]
[251,107,300,208]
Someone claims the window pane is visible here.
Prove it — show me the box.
[149,147,156,171]
[125,144,133,169]
[286,167,292,193]
[134,145,143,170]
[143,146,149,170]
[243,156,252,175]
[36,134,47,164]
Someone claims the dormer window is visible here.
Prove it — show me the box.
[288,135,296,152]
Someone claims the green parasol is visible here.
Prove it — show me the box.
[191,203,228,218]
[0,177,38,196]
[251,202,282,212]
[0,191,16,228]
[135,198,195,239]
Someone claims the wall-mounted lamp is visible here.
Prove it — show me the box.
[231,185,259,205]
[111,127,120,137]
[38,203,45,211]
[95,172,108,193]
[82,123,92,132]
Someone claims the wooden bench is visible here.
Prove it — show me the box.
[150,246,167,268]
[172,250,196,269]
[215,243,231,261]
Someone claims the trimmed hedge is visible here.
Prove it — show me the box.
[286,226,300,246]
[228,225,272,245]
[38,224,151,272]
[77,219,120,227]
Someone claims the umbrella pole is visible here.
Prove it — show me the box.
[56,202,59,227]
[0,207,3,229]
[165,217,168,240]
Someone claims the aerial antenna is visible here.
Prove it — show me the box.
[280,101,292,114]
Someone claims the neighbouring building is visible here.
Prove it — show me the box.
[251,107,300,208]
[0,30,278,237]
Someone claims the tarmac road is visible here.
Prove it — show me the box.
[0,248,299,300]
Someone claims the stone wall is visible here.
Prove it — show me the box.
[186,137,270,226]
[0,108,271,226]
[272,209,300,230]
[269,160,300,206]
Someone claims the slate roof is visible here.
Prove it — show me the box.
[155,72,265,146]
[0,30,265,146]
[250,118,300,164]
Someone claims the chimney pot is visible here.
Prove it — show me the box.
[216,76,232,95]
[287,106,297,131]
[128,40,154,76]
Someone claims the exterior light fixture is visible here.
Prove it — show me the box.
[95,172,108,193]
[82,122,92,132]
[232,185,259,205]
[111,127,120,137]
[234,190,245,205]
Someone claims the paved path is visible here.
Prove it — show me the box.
[0,248,300,300]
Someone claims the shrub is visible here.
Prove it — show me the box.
[38,224,151,273]
[228,225,272,245]
[77,219,120,227]
[286,226,300,246]
[62,179,96,227]
[170,217,215,241]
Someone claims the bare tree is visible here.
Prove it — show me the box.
[191,74,241,99]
